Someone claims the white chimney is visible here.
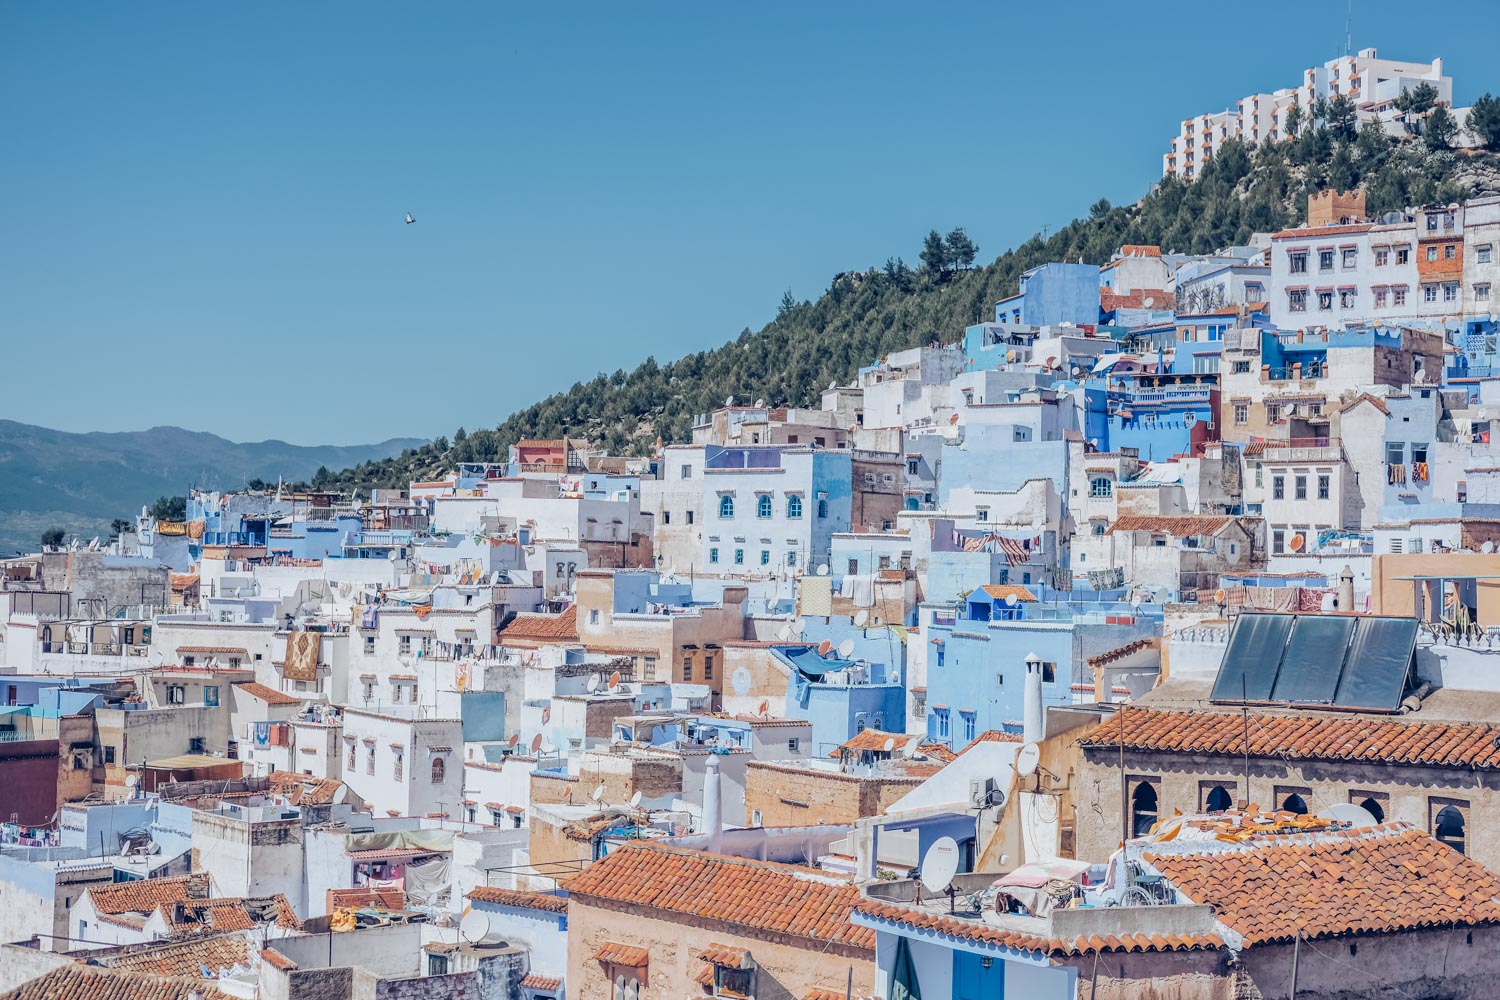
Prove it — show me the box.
[1339,564,1355,614]
[1023,652,1044,745]
[703,754,723,853]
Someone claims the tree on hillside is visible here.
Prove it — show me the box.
[1328,143,1357,193]
[945,228,978,269]
[919,230,948,272]
[1396,82,1438,116]
[1425,105,1458,151]
[110,518,132,538]
[1089,198,1112,220]
[778,289,798,317]
[1283,104,1303,140]
[148,496,186,521]
[41,528,65,549]
[1328,94,1358,143]
[1469,93,1500,151]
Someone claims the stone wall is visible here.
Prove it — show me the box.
[744,761,922,827]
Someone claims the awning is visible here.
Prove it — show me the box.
[594,942,650,967]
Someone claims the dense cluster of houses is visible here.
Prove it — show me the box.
[6,185,1500,999]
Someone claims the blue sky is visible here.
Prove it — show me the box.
[4,2,1496,444]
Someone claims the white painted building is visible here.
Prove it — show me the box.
[339,708,465,819]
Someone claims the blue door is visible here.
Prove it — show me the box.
[953,951,1003,1000]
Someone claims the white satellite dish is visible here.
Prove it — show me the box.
[1320,592,1336,612]
[882,737,897,753]
[1016,742,1041,778]
[125,773,139,789]
[1004,592,1018,608]
[1318,803,1379,829]
[724,395,734,407]
[902,738,921,759]
[1478,408,1490,421]
[816,564,829,576]
[778,625,793,641]
[588,675,601,693]
[629,790,643,809]
[459,911,490,943]
[755,399,765,408]
[919,837,961,894]
[591,783,606,803]
[1485,541,1496,555]
[853,610,868,628]
[837,639,856,659]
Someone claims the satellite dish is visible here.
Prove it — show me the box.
[591,783,606,803]
[788,619,804,637]
[1004,592,1018,607]
[1016,743,1041,778]
[588,675,601,693]
[724,395,734,407]
[508,732,520,748]
[1214,589,1227,604]
[837,639,856,659]
[609,671,621,690]
[853,610,868,628]
[816,564,829,577]
[758,699,770,717]
[902,738,921,758]
[881,737,897,753]
[125,774,139,788]
[919,837,960,894]
[387,550,399,561]
[459,911,490,943]
[1484,541,1496,555]
[1005,349,1017,363]
[1320,592,1336,612]
[755,399,765,408]
[1289,533,1306,552]
[778,625,793,641]
[630,790,643,808]
[542,706,551,724]
[1478,408,1490,421]
[829,381,837,390]
[817,640,833,656]
[529,733,543,753]
[1318,803,1379,829]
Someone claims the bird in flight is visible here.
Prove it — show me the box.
[405,212,416,225]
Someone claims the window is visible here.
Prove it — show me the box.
[363,635,376,655]
[1317,290,1333,311]
[933,708,950,740]
[1272,476,1285,500]
[786,494,802,518]
[1479,284,1492,302]
[1233,403,1248,425]
[1318,474,1330,500]
[103,745,116,764]
[1433,801,1467,854]
[1246,283,1264,303]
[734,548,744,565]
[1339,288,1355,308]
[1393,286,1407,306]
[1272,528,1285,553]
[1089,477,1113,499]
[1280,790,1310,815]
[1351,791,1387,824]
[757,495,772,519]
[1233,360,1251,374]
[1294,475,1307,500]
[1445,244,1457,260]
[1202,783,1234,813]
[1396,246,1409,264]
[165,684,185,705]
[1374,287,1388,308]
[643,656,656,681]
[716,968,755,997]
[204,685,220,707]
[976,506,990,522]
[399,635,412,655]
[662,510,670,525]
[787,738,800,753]
[1444,283,1459,302]
[847,558,860,575]
[719,495,735,518]
[348,743,356,769]
[1130,779,1159,837]
[1041,661,1056,683]
[1288,251,1307,273]
[393,753,403,781]
[817,498,828,518]
[1427,246,1439,262]
[1424,284,1438,303]
[1375,246,1389,266]
[589,609,601,625]
[366,749,375,775]
[1318,250,1334,271]
[680,464,692,479]
[960,711,977,742]
[686,510,694,524]
[682,657,693,681]
[1342,248,1357,269]
[1427,215,1439,232]
[431,757,446,783]
[786,551,797,567]
[709,547,719,564]
[703,654,714,680]
[428,953,449,976]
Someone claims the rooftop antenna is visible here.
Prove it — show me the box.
[1344,0,1352,57]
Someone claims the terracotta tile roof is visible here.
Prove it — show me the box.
[104,933,252,978]
[698,942,753,968]
[854,899,1224,956]
[957,730,1024,755]
[259,947,298,971]
[565,843,874,951]
[174,646,246,654]
[1076,707,1500,770]
[694,963,716,986]
[467,886,569,913]
[267,770,345,805]
[1087,636,1159,669]
[347,847,444,861]
[500,605,579,643]
[1147,824,1500,946]
[87,873,211,917]
[158,895,300,934]
[327,886,405,911]
[830,729,957,762]
[977,584,1037,603]
[520,973,561,990]
[1107,514,1238,535]
[593,942,651,966]
[0,967,229,1000]
[231,681,301,706]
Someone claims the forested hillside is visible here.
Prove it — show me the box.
[321,111,1500,492]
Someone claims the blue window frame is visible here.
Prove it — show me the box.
[817,498,829,518]
[786,495,803,518]
[960,710,976,742]
[719,495,735,518]
[709,548,719,564]
[759,550,770,565]
[934,708,950,739]
[734,548,744,565]
[786,551,797,567]
[757,495,773,519]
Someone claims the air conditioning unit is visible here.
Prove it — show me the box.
[969,777,1005,809]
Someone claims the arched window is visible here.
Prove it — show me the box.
[614,975,627,1000]
[1205,786,1233,813]
[1435,806,1466,854]
[1282,793,1308,815]
[1092,523,1105,536]
[1090,477,1113,499]
[787,494,804,518]
[719,495,735,518]
[817,498,829,518]
[1358,797,1385,824]
[757,495,773,519]
[430,756,446,784]
[1131,782,1158,837]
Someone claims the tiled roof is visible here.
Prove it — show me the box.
[830,729,956,762]
[1107,514,1237,535]
[103,933,251,978]
[1087,636,1158,669]
[259,947,298,971]
[520,973,562,990]
[467,886,569,913]
[327,886,405,911]
[347,847,444,861]
[977,584,1037,602]
[564,843,874,950]
[1076,707,1500,770]
[854,899,1224,956]
[593,942,651,966]
[87,874,210,916]
[175,646,246,654]
[1147,824,1500,946]
[698,942,753,968]
[231,681,301,706]
[957,730,1024,755]
[267,770,345,805]
[0,968,229,1000]
[158,895,300,933]
[500,605,579,643]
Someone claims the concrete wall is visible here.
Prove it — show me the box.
[743,762,922,827]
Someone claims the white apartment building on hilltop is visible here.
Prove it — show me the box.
[1164,49,1452,179]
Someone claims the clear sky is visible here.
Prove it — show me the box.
[4,2,1496,444]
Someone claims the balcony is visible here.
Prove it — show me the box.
[1255,438,1342,463]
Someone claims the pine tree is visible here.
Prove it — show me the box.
[919,230,948,272]
[945,227,978,269]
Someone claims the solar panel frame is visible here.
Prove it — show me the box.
[1209,613,1294,703]
[1268,615,1357,704]
[1333,617,1418,712]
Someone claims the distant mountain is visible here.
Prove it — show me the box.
[0,421,425,555]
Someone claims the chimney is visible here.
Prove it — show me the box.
[703,755,723,853]
[1023,652,1043,745]
[1339,565,1355,613]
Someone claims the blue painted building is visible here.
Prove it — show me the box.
[773,631,905,757]
[1084,372,1218,460]
[1444,318,1500,400]
[993,263,1100,328]
[937,426,1069,507]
